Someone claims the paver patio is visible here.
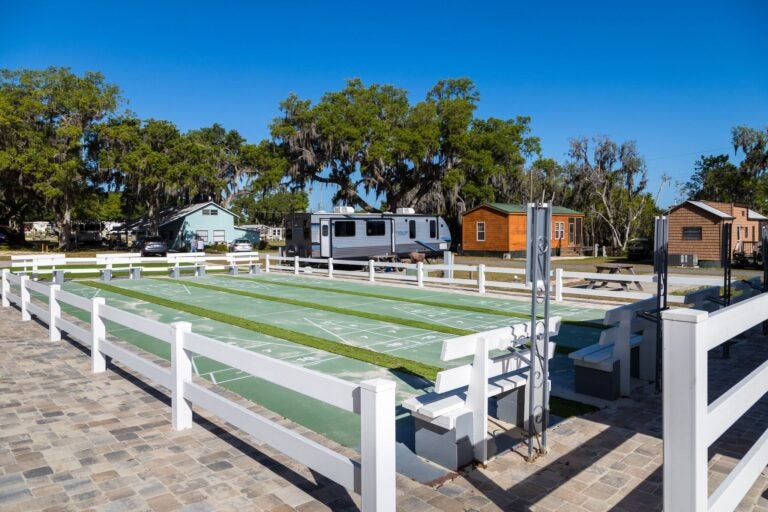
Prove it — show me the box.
[1,306,767,511]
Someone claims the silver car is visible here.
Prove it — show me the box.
[229,238,253,252]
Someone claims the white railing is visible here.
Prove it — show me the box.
[263,255,750,304]
[0,268,395,511]
[662,292,768,512]
[9,252,260,280]
[9,251,753,304]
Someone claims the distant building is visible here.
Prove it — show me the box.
[668,200,767,267]
[238,224,284,242]
[119,201,259,251]
[461,203,585,257]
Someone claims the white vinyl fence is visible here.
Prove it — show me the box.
[1,269,396,512]
[9,251,749,304]
[264,254,738,304]
[662,292,768,512]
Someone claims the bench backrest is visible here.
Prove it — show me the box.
[435,317,561,394]
[167,253,206,265]
[225,252,259,263]
[11,254,66,270]
[598,297,656,346]
[96,253,143,267]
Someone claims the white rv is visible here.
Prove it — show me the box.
[284,207,451,259]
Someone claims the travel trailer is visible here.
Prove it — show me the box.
[283,207,451,259]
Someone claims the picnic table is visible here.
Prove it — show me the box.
[587,263,644,291]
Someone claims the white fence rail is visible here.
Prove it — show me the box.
[264,255,745,304]
[8,251,753,304]
[0,269,395,511]
[662,292,768,512]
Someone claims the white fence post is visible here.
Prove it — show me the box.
[265,254,270,273]
[20,275,30,321]
[49,284,61,342]
[91,297,106,373]
[443,250,454,280]
[368,260,375,283]
[416,262,424,288]
[294,255,300,275]
[171,321,193,430]
[554,268,563,302]
[1,269,8,307]
[478,264,486,294]
[328,257,334,279]
[661,308,709,512]
[360,378,396,512]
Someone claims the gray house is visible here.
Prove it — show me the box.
[121,202,259,251]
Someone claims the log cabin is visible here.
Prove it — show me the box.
[461,203,585,257]
[668,200,767,267]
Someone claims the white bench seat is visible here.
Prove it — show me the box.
[404,318,561,470]
[569,334,643,372]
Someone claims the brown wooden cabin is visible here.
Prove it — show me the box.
[668,200,767,267]
[461,203,585,257]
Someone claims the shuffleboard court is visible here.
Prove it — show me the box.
[238,271,611,323]
[47,273,608,449]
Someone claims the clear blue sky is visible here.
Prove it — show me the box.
[2,0,766,210]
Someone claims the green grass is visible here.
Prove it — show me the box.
[80,281,443,381]
[161,278,474,337]
[232,275,608,329]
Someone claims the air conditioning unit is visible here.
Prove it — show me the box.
[680,254,698,268]
[332,206,355,214]
[396,207,416,214]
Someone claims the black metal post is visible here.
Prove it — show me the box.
[722,223,733,358]
[654,216,668,393]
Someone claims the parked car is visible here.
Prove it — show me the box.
[627,238,652,260]
[133,236,168,257]
[0,227,23,244]
[229,238,253,252]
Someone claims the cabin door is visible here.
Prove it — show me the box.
[389,219,396,254]
[320,219,331,257]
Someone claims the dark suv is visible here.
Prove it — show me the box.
[627,238,652,261]
[134,236,168,257]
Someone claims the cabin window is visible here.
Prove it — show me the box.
[321,225,329,237]
[366,221,386,236]
[429,220,436,238]
[682,227,702,240]
[476,222,485,242]
[202,209,218,216]
[334,221,356,237]
[213,230,225,243]
[737,226,741,241]
[568,219,575,244]
[554,222,565,240]
[196,230,208,242]
[409,220,416,239]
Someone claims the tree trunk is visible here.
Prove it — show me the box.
[57,204,73,251]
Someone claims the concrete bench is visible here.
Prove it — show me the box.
[166,254,207,278]
[402,317,561,470]
[568,298,655,400]
[96,254,144,281]
[225,252,260,275]
[11,254,67,279]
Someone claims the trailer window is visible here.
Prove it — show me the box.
[366,221,385,236]
[322,225,329,237]
[409,220,416,239]
[334,221,356,237]
[682,227,702,240]
[429,220,436,238]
